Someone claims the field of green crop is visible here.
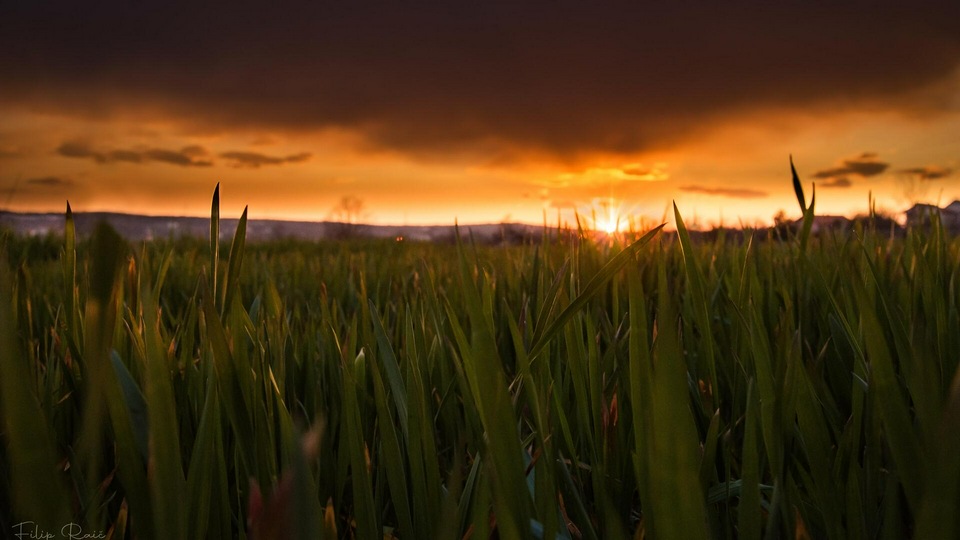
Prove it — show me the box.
[3,182,960,539]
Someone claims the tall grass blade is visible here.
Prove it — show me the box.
[449,231,533,537]
[649,257,710,539]
[789,158,816,252]
[738,381,761,540]
[530,259,570,349]
[914,363,960,539]
[210,183,220,298]
[527,224,663,362]
[342,355,379,539]
[111,351,149,461]
[0,257,72,531]
[673,202,718,406]
[220,205,247,317]
[368,349,415,536]
[63,202,80,345]
[81,223,155,535]
[368,300,409,439]
[141,281,187,539]
[856,283,923,511]
[790,155,805,212]
[200,282,256,475]
[186,374,223,538]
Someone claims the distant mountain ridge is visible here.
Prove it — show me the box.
[0,210,545,244]
[7,204,944,245]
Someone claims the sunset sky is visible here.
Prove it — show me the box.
[2,2,959,228]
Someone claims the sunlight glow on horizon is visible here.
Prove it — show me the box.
[1,107,959,229]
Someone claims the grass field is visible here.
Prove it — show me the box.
[2,183,960,539]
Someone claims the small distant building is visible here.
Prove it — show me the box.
[905,203,941,224]
[905,201,960,231]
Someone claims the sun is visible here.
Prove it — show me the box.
[599,214,621,234]
[594,198,624,234]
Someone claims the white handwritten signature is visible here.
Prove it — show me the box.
[13,521,106,540]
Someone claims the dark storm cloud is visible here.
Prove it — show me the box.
[898,166,953,180]
[3,2,959,160]
[220,151,312,168]
[26,176,73,187]
[813,154,890,179]
[56,141,212,167]
[680,186,768,199]
[143,148,211,167]
[106,149,144,164]
[819,177,853,189]
[56,141,103,161]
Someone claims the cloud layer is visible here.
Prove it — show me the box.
[809,153,956,190]
[1,3,958,162]
[818,177,853,189]
[26,176,73,187]
[898,166,953,180]
[680,185,768,199]
[55,141,312,169]
[220,151,312,169]
[57,141,213,167]
[812,154,890,180]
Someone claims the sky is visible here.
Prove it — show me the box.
[1,2,959,228]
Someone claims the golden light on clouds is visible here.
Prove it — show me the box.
[555,163,670,185]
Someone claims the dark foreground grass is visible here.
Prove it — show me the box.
[3,187,960,539]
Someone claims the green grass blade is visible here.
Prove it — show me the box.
[111,351,149,461]
[75,223,145,528]
[220,205,247,317]
[200,281,256,475]
[673,202,718,406]
[141,282,187,539]
[186,373,222,537]
[342,355,379,539]
[790,155,806,212]
[790,157,816,252]
[449,235,533,537]
[527,224,663,362]
[856,283,923,511]
[368,300,409,440]
[62,202,80,344]
[0,258,72,531]
[210,183,220,298]
[791,337,843,537]
[914,362,960,539]
[556,453,599,540]
[799,184,816,253]
[529,259,570,349]
[368,349,415,536]
[649,256,710,539]
[627,267,655,535]
[457,452,482,534]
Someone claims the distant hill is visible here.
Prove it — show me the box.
[7,209,920,246]
[0,210,546,244]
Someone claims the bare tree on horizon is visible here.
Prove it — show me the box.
[328,195,366,238]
